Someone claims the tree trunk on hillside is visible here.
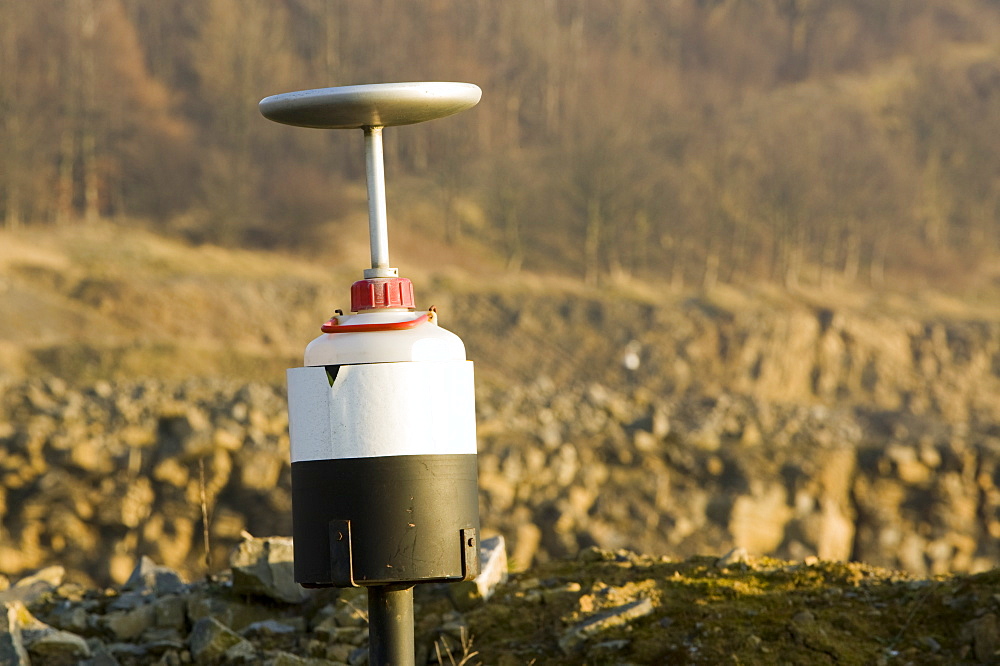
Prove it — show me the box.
[820,223,838,289]
[82,131,100,224]
[634,209,650,278]
[842,220,861,282]
[56,130,75,226]
[505,206,523,273]
[2,113,21,229]
[80,0,100,224]
[0,7,21,229]
[4,180,21,230]
[777,0,827,81]
[703,246,720,290]
[584,197,602,286]
[664,235,685,293]
[785,241,802,289]
[729,219,748,285]
[870,232,886,287]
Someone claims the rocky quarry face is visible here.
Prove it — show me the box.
[3,292,1000,586]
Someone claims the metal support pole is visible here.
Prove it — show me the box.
[367,584,415,666]
[363,126,394,278]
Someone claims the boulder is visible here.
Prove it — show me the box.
[0,602,30,666]
[123,556,186,596]
[558,597,654,653]
[188,616,252,663]
[230,536,308,604]
[24,626,91,663]
[449,535,508,610]
[103,603,156,641]
[5,599,92,664]
[0,566,66,606]
[153,594,187,630]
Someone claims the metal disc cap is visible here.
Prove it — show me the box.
[259,82,482,129]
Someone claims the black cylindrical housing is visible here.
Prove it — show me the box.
[292,453,479,586]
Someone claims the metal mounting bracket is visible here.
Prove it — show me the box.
[329,519,359,587]
[460,527,480,581]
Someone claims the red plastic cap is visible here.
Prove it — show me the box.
[351,277,415,311]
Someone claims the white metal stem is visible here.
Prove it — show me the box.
[364,126,391,272]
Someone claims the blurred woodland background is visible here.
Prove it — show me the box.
[9,0,1000,590]
[4,0,1000,290]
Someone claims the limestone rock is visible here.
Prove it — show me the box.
[187,592,277,632]
[188,616,252,663]
[729,484,793,555]
[153,594,187,630]
[23,626,91,662]
[105,603,156,641]
[47,602,89,634]
[558,598,654,653]
[0,602,30,666]
[715,547,749,569]
[241,619,301,638]
[240,618,304,654]
[14,566,65,589]
[0,566,66,605]
[449,535,508,610]
[80,640,121,666]
[261,652,310,666]
[4,599,92,664]
[230,536,308,604]
[223,638,258,662]
[123,556,186,596]
[967,613,1000,664]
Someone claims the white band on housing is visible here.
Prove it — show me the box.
[287,361,477,462]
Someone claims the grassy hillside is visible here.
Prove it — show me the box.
[3,221,1000,390]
